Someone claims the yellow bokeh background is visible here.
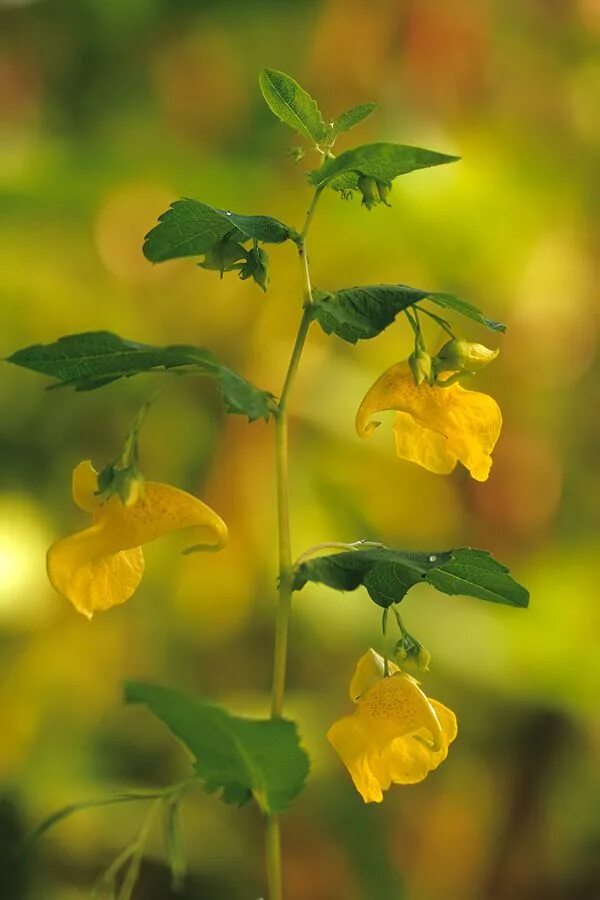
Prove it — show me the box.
[1,1,598,898]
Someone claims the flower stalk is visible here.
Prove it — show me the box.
[265,186,322,900]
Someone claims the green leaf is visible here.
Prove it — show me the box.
[427,292,506,334]
[331,102,378,138]
[293,546,529,609]
[125,683,310,815]
[6,332,274,421]
[310,142,459,190]
[311,284,506,343]
[259,68,328,145]
[143,199,297,264]
[312,284,428,343]
[293,548,449,607]
[426,548,529,607]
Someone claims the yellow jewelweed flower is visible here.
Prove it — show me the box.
[327,649,457,803]
[47,460,228,619]
[356,360,502,481]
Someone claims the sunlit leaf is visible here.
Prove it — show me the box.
[428,292,506,333]
[331,102,378,137]
[310,142,459,190]
[143,198,297,263]
[259,68,328,145]
[6,332,274,421]
[312,284,428,343]
[426,548,529,606]
[293,546,529,609]
[125,683,310,815]
[311,284,505,343]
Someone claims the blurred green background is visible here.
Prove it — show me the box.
[1,0,599,898]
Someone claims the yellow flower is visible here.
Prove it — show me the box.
[327,649,457,803]
[47,460,228,619]
[356,360,502,481]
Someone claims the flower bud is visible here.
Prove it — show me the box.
[377,181,392,206]
[394,634,431,672]
[357,175,380,210]
[239,246,269,292]
[434,339,499,376]
[108,466,146,506]
[114,467,146,507]
[408,347,433,386]
[199,237,247,276]
[96,462,146,507]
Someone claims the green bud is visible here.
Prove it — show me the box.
[114,467,145,507]
[286,146,306,163]
[239,245,269,292]
[96,462,145,507]
[408,347,433,386]
[434,339,499,377]
[393,633,431,672]
[357,175,380,210]
[96,463,116,497]
[199,237,247,277]
[377,181,392,206]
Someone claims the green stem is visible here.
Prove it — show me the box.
[117,799,162,900]
[392,605,405,633]
[265,812,282,900]
[266,186,323,900]
[382,608,390,676]
[294,539,384,566]
[300,185,324,241]
[418,305,456,338]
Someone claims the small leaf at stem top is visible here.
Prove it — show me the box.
[331,102,378,138]
[259,68,328,145]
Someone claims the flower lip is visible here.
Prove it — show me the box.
[355,360,502,482]
[47,460,228,617]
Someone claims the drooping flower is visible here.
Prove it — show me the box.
[47,460,228,619]
[327,650,457,803]
[356,360,502,481]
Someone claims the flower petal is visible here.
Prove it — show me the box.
[359,672,442,747]
[382,733,442,784]
[94,483,228,554]
[429,698,458,747]
[349,648,399,702]
[392,413,458,475]
[72,460,102,512]
[356,361,502,481]
[327,715,384,803]
[47,526,144,618]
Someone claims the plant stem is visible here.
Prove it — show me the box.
[265,186,323,900]
[265,812,282,900]
[300,185,323,241]
[270,186,321,717]
[294,540,385,566]
[117,799,162,900]
[382,608,390,676]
